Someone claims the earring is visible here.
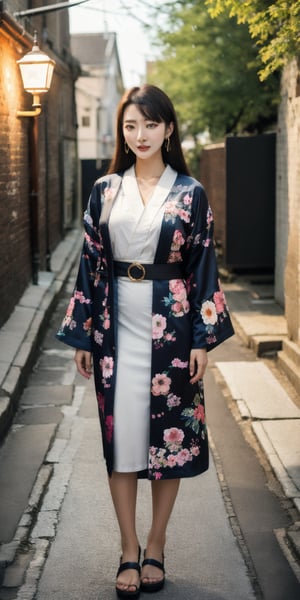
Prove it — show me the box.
[165,137,171,153]
[124,141,129,154]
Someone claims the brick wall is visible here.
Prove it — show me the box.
[199,143,226,260]
[0,5,79,327]
[276,59,300,340]
[0,28,32,325]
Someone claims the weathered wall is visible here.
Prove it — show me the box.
[0,25,32,324]
[199,143,226,259]
[0,3,78,327]
[276,58,300,340]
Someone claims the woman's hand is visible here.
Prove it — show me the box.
[74,349,92,379]
[189,348,208,384]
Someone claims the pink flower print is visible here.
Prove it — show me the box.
[171,358,188,369]
[178,208,190,223]
[163,427,185,445]
[154,472,163,479]
[105,415,113,442]
[168,251,182,263]
[83,317,92,333]
[97,392,105,413]
[164,200,179,217]
[176,449,192,466]
[94,330,103,346]
[171,302,184,317]
[169,278,183,294]
[152,314,167,340]
[191,445,200,456]
[172,229,185,248]
[149,448,167,471]
[166,393,181,409]
[200,300,218,325]
[62,315,71,328]
[169,279,186,302]
[102,307,110,330]
[84,232,101,252]
[100,356,114,379]
[74,290,91,304]
[183,299,190,313]
[171,300,189,317]
[66,296,75,317]
[206,206,213,224]
[183,193,192,206]
[194,404,205,424]
[213,288,226,314]
[167,454,177,468]
[164,332,175,342]
[152,373,171,396]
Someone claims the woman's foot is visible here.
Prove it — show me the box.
[140,547,165,593]
[116,545,141,598]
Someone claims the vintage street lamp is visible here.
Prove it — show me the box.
[16,32,56,284]
[17,32,55,117]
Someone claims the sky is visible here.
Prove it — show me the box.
[68,0,158,87]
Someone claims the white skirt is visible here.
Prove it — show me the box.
[113,277,152,472]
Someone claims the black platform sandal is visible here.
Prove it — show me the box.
[140,554,165,594]
[116,547,141,598]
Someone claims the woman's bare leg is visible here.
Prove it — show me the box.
[108,472,140,592]
[141,478,180,584]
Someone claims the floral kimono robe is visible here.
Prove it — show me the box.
[57,168,234,479]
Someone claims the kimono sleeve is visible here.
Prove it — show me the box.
[184,184,234,351]
[56,183,103,351]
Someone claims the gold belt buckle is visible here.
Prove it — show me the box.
[127,262,146,282]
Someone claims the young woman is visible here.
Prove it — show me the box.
[57,84,234,598]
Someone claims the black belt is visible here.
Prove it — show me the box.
[114,261,183,282]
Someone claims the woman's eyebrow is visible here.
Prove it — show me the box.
[124,117,156,123]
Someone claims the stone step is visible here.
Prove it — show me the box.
[281,339,300,367]
[216,361,300,420]
[278,342,300,396]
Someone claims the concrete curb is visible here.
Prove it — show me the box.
[0,229,82,442]
[220,283,300,567]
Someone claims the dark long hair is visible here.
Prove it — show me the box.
[107,84,190,176]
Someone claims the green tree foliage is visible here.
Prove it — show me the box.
[148,2,279,139]
[205,0,300,80]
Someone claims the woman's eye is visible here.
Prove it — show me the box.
[146,123,157,129]
[124,124,134,131]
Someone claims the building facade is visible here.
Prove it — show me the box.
[0,0,79,327]
[70,32,123,209]
[276,58,300,392]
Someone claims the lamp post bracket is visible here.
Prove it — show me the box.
[14,0,89,18]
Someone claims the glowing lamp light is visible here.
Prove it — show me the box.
[17,32,55,116]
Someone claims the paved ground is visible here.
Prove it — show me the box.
[0,230,300,599]
[34,380,256,600]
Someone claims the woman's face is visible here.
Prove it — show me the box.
[122,104,173,161]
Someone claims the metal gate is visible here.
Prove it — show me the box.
[226,133,276,270]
